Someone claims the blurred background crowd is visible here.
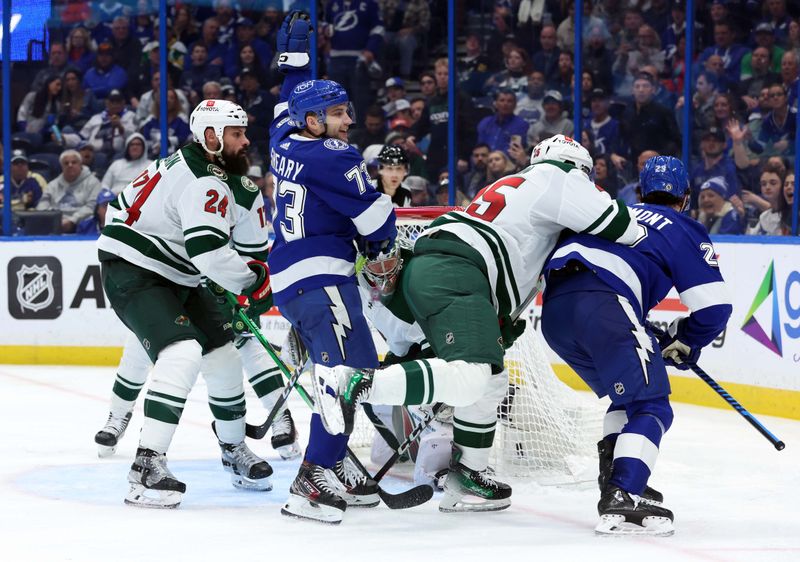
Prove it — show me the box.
[1,0,798,236]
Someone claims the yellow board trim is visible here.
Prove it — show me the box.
[552,364,800,421]
[2,346,797,420]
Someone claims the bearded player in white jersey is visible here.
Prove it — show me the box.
[97,100,274,508]
[320,135,648,512]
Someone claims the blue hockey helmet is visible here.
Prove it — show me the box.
[639,155,690,199]
[288,79,352,129]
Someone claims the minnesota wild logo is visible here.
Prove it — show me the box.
[174,315,191,327]
[207,164,228,181]
[241,176,258,192]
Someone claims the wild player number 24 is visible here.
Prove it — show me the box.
[465,176,525,222]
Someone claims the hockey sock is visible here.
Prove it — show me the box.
[202,344,247,444]
[609,397,673,495]
[602,403,628,439]
[110,331,154,415]
[140,340,203,452]
[452,373,507,471]
[110,375,141,416]
[305,413,349,467]
[237,338,285,413]
[371,359,492,407]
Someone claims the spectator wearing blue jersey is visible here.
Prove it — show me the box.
[584,88,621,158]
[83,42,128,101]
[515,70,546,127]
[756,83,796,157]
[139,90,192,159]
[477,90,530,156]
[180,44,223,100]
[531,24,561,84]
[269,12,396,525]
[696,176,744,234]
[698,20,750,86]
[223,18,273,80]
[690,126,739,207]
[188,19,227,68]
[541,156,732,535]
[77,188,116,235]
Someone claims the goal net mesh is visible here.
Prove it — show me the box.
[349,207,604,484]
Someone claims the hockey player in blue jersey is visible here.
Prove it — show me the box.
[540,156,732,536]
[269,12,396,524]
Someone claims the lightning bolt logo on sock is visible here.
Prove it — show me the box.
[617,296,654,384]
[324,287,352,361]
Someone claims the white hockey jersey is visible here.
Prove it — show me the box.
[98,143,270,292]
[420,159,645,318]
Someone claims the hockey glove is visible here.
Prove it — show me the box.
[277,11,312,72]
[243,260,273,316]
[657,317,701,370]
[499,316,526,350]
[358,228,398,261]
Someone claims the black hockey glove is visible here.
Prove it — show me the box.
[499,316,526,350]
[243,260,273,316]
[277,11,312,72]
[657,317,701,370]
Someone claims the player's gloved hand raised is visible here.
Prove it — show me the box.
[358,227,397,260]
[499,315,526,349]
[242,260,273,316]
[657,317,700,370]
[277,10,312,72]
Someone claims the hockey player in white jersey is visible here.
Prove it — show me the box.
[322,135,647,512]
[97,99,274,508]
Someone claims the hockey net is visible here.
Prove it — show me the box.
[349,206,604,484]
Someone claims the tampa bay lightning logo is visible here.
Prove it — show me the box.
[294,81,314,94]
[324,138,349,151]
[334,10,359,32]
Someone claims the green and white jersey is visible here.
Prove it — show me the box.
[421,160,645,318]
[98,143,269,292]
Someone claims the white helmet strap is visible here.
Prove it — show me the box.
[199,126,226,160]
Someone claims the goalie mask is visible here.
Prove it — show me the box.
[361,244,404,300]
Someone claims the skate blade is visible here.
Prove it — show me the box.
[438,490,511,513]
[594,514,675,537]
[97,444,117,458]
[274,441,302,460]
[230,474,273,491]
[281,493,344,524]
[124,484,183,509]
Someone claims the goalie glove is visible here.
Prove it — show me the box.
[657,317,700,370]
[277,10,312,72]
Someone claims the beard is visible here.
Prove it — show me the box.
[220,146,250,176]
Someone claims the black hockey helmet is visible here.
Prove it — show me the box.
[377,144,408,166]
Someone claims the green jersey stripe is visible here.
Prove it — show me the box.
[184,224,229,239]
[186,234,229,259]
[150,233,196,269]
[119,192,130,208]
[144,400,183,424]
[453,417,497,430]
[147,389,187,404]
[208,392,246,406]
[209,400,246,421]
[419,359,435,403]
[233,240,270,249]
[594,200,635,241]
[116,373,145,388]
[582,204,614,236]
[104,225,199,276]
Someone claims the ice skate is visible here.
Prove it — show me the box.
[94,411,132,458]
[271,410,301,460]
[332,456,380,507]
[125,448,186,509]
[337,367,374,435]
[219,441,273,491]
[439,450,511,513]
[597,437,664,503]
[595,485,675,536]
[281,461,348,524]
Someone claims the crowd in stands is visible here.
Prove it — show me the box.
[1,0,798,237]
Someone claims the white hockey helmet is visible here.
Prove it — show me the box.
[530,134,594,178]
[189,99,249,158]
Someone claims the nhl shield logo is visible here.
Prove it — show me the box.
[16,265,55,312]
[614,382,625,395]
[445,332,455,345]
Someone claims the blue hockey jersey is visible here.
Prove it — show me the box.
[326,0,384,57]
[543,204,732,348]
[268,73,395,305]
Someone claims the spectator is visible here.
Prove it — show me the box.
[76,188,116,235]
[109,16,144,80]
[548,51,574,102]
[101,133,151,193]
[698,20,750,86]
[691,126,740,202]
[783,171,796,233]
[618,72,681,160]
[757,83,797,157]
[83,41,128,100]
[585,88,621,157]
[556,1,608,54]
[188,18,227,68]
[477,90,529,156]
[379,0,430,79]
[703,53,730,92]
[94,0,125,26]
[760,0,792,45]
[221,83,237,103]
[485,150,515,184]
[515,70,546,126]
[131,2,154,46]
[65,27,96,74]
[527,90,574,146]
[583,24,614,93]
[237,69,276,152]
[677,71,719,140]
[0,150,45,211]
[739,46,781,109]
[223,18,272,79]
[593,153,623,198]
[172,5,200,46]
[31,42,69,91]
[349,105,387,151]
[640,64,676,110]
[37,149,101,233]
[77,141,101,175]
[135,71,190,127]
[418,71,437,100]
[376,145,412,207]
[181,43,223,101]
[384,99,413,130]
[741,23,784,79]
[406,175,430,206]
[140,89,192,158]
[384,77,407,102]
[458,33,491,98]
[532,24,561,84]
[696,176,744,234]
[617,149,659,205]
[614,8,645,52]
[434,175,469,206]
[58,68,99,132]
[748,162,788,235]
[612,24,665,98]
[463,143,490,198]
[779,50,799,103]
[202,81,223,101]
[485,5,516,71]
[409,97,426,128]
[64,89,137,158]
[484,47,531,100]
[17,75,63,136]
[325,0,385,126]
[212,0,240,47]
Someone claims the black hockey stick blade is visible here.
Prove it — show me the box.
[377,484,433,509]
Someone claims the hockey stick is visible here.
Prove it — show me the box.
[372,403,444,482]
[648,323,785,451]
[225,292,434,508]
[245,359,305,440]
